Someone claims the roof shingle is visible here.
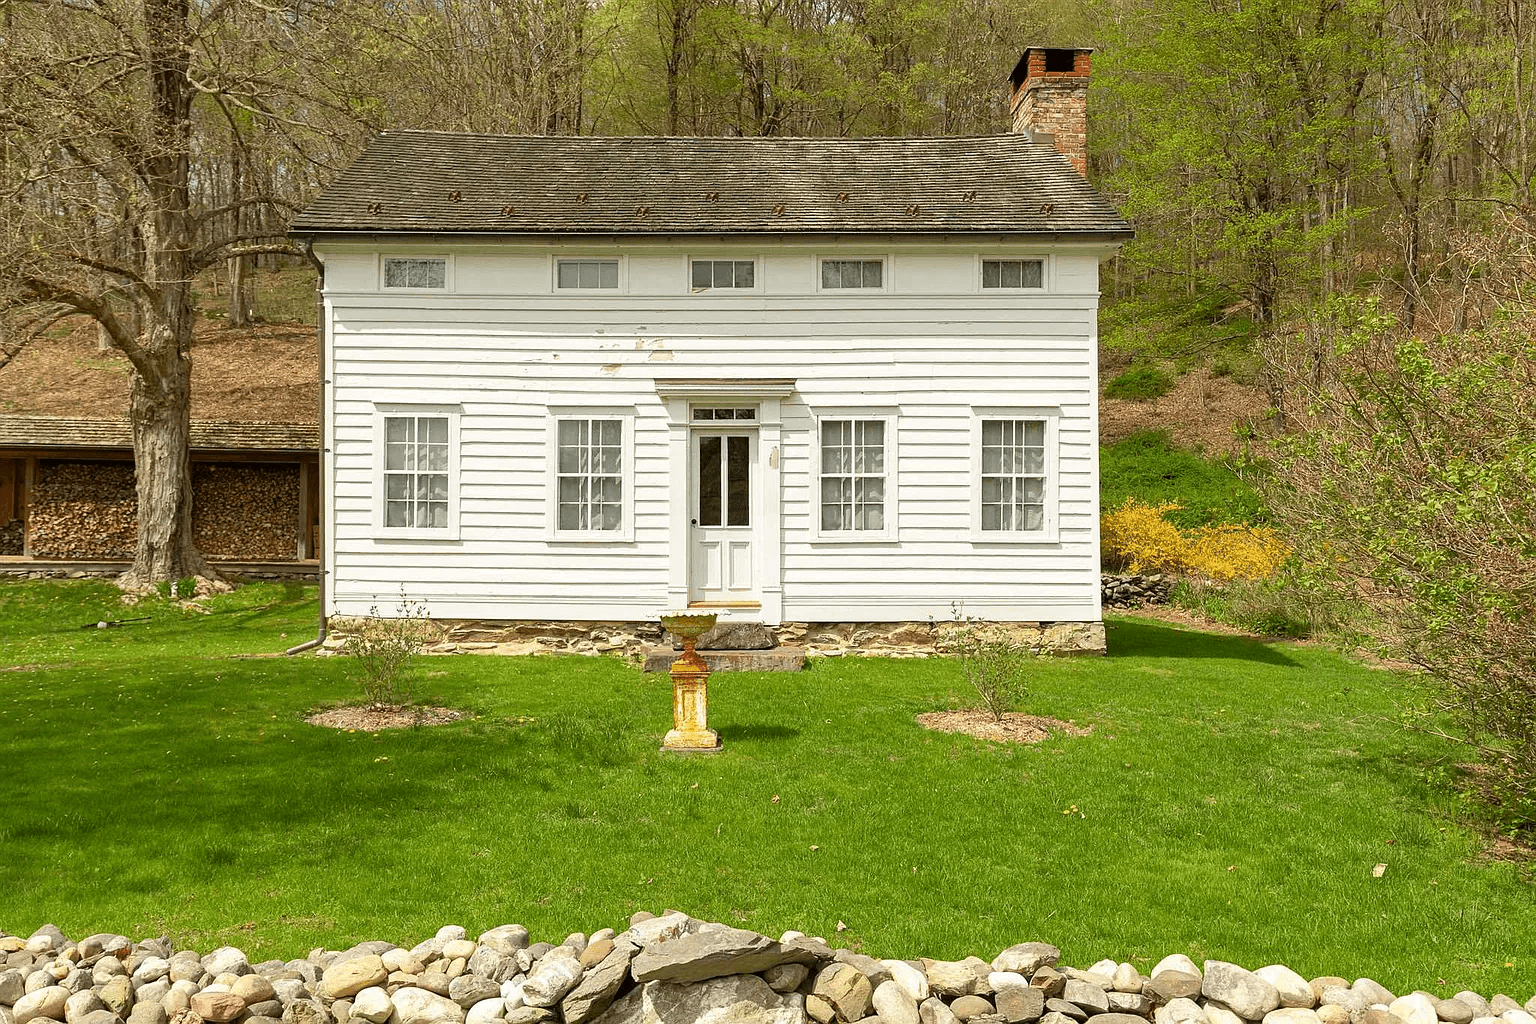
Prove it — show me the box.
[291,133,1132,238]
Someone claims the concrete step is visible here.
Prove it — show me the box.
[642,646,807,673]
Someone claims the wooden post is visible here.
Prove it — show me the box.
[21,456,35,556]
[0,459,15,523]
[296,459,312,559]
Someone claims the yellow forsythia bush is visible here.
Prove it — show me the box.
[1101,499,1288,580]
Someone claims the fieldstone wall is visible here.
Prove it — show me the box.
[2,916,1532,1024]
[1101,575,1174,610]
[325,619,1109,658]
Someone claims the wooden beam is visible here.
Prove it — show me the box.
[21,457,35,556]
[296,459,312,559]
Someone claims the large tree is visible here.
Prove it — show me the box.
[0,0,342,588]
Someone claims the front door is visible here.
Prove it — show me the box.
[689,429,757,604]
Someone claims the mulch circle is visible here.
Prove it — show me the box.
[916,710,1091,744]
[305,705,467,730]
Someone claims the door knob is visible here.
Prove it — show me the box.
[690,519,698,526]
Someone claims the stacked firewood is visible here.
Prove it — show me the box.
[192,463,299,559]
[28,461,138,559]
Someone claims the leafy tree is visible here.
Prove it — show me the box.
[1262,291,1536,821]
[0,0,340,588]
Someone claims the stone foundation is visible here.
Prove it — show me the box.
[324,618,1108,659]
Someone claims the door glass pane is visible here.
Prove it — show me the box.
[698,436,722,526]
[727,435,750,526]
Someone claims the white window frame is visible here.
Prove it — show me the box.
[373,404,461,540]
[816,255,890,294]
[970,408,1059,543]
[553,256,625,292]
[687,256,762,294]
[380,254,453,292]
[812,410,898,542]
[546,408,635,543]
[977,255,1049,292]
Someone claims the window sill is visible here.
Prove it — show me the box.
[373,529,461,542]
[546,532,636,544]
[809,535,900,545]
[969,531,1060,545]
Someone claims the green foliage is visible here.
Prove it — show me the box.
[1100,431,1265,528]
[1263,297,1536,823]
[1168,575,1353,639]
[1103,363,1174,401]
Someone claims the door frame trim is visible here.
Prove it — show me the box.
[661,390,785,625]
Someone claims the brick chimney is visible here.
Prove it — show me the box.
[1009,47,1092,176]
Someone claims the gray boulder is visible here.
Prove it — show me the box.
[1203,965,1281,1021]
[560,946,634,1024]
[631,929,822,986]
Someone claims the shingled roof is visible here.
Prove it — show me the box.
[291,133,1132,239]
[0,416,319,454]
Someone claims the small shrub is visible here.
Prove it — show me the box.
[341,592,433,706]
[1102,499,1288,580]
[946,622,1032,722]
[1104,363,1174,401]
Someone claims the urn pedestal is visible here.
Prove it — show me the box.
[658,612,721,752]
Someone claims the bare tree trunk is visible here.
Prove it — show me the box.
[120,335,213,589]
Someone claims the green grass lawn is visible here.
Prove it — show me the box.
[1,581,1530,998]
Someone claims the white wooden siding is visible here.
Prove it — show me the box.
[320,244,1108,624]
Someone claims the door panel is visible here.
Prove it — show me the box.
[690,430,757,603]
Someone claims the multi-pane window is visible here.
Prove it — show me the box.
[692,407,756,421]
[980,419,1047,532]
[820,419,886,532]
[556,418,623,532]
[557,259,619,290]
[982,259,1044,289]
[691,260,756,290]
[383,257,446,289]
[383,415,450,529]
[820,259,884,289]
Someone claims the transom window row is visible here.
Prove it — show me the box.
[381,257,1047,291]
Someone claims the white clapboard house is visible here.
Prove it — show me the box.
[289,47,1132,649]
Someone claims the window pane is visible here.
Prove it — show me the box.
[426,475,448,501]
[858,502,884,531]
[693,408,715,421]
[981,420,1003,446]
[425,444,448,472]
[385,501,409,527]
[981,504,1002,531]
[821,477,849,504]
[1021,260,1043,288]
[558,503,580,531]
[840,261,861,288]
[599,504,622,531]
[821,260,839,289]
[385,443,410,471]
[385,475,409,500]
[1023,447,1045,474]
[599,261,618,289]
[1024,420,1044,445]
[1021,478,1044,504]
[558,262,578,288]
[423,417,447,444]
[821,504,847,532]
[698,436,721,526]
[727,435,750,526]
[691,261,712,289]
[385,418,411,443]
[863,261,882,287]
[384,260,408,287]
[598,446,621,473]
[597,420,621,445]
[577,261,597,288]
[424,260,446,289]
[734,261,754,288]
[1001,260,1023,288]
[982,260,1000,288]
[1022,505,1045,531]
